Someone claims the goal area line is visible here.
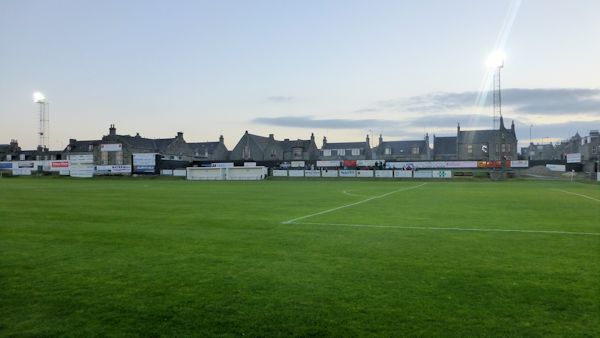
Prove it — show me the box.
[286,221,600,237]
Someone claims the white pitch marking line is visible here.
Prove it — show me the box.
[554,189,600,203]
[341,190,369,198]
[282,183,427,224]
[292,222,600,237]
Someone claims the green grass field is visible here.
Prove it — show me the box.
[1,177,599,337]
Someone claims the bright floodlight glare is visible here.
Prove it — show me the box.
[33,91,46,103]
[486,50,506,68]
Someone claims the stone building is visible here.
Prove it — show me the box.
[188,135,229,161]
[373,134,431,161]
[320,135,372,160]
[580,130,599,172]
[430,117,518,161]
[230,131,285,161]
[0,140,22,161]
[432,136,458,161]
[456,117,518,161]
[280,133,320,161]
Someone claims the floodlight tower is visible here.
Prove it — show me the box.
[33,92,49,149]
[486,51,505,129]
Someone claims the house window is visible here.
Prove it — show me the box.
[384,148,391,155]
[592,146,597,154]
[351,149,360,156]
[101,151,108,165]
[293,148,302,158]
[496,144,499,154]
[338,149,345,156]
[467,145,473,154]
[501,144,506,152]
[507,144,511,152]
[88,144,93,151]
[323,149,331,157]
[20,154,25,160]
[6,155,11,161]
[412,147,420,155]
[116,151,123,165]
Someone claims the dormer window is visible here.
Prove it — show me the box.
[385,148,391,155]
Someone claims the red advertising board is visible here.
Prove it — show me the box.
[343,160,357,167]
[51,161,70,168]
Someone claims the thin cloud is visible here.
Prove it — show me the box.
[267,96,293,102]
[253,116,400,129]
[405,88,600,114]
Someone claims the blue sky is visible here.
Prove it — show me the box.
[1,0,599,150]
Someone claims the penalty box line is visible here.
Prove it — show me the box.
[553,189,600,203]
[281,183,428,225]
[292,222,600,237]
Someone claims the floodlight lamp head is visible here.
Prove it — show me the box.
[486,50,505,68]
[33,91,46,103]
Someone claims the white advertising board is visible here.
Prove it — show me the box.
[244,162,257,167]
[70,167,94,178]
[546,164,566,172]
[432,170,452,179]
[17,161,35,168]
[304,170,321,177]
[59,169,70,176]
[357,160,383,167]
[225,167,266,180]
[187,167,225,180]
[356,170,374,178]
[272,170,288,177]
[161,169,173,176]
[173,169,187,177]
[12,168,32,176]
[69,154,94,164]
[375,170,393,178]
[100,144,122,152]
[96,165,131,175]
[566,153,581,163]
[291,161,306,168]
[510,160,529,168]
[321,169,338,177]
[393,170,413,178]
[288,170,304,177]
[317,160,341,167]
[387,161,478,169]
[414,170,433,178]
[210,162,234,168]
[339,170,356,177]
[133,153,156,166]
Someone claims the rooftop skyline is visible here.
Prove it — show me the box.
[1,0,599,150]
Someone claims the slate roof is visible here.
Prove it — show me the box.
[245,133,272,151]
[188,142,221,155]
[433,136,457,155]
[64,140,101,152]
[457,130,499,144]
[280,139,313,152]
[377,140,428,154]
[322,141,368,150]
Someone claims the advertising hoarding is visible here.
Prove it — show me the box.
[304,170,321,177]
[375,170,393,178]
[566,153,581,163]
[272,170,288,177]
[291,161,305,168]
[100,144,122,152]
[316,161,341,167]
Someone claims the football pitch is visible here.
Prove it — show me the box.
[1,177,599,337]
